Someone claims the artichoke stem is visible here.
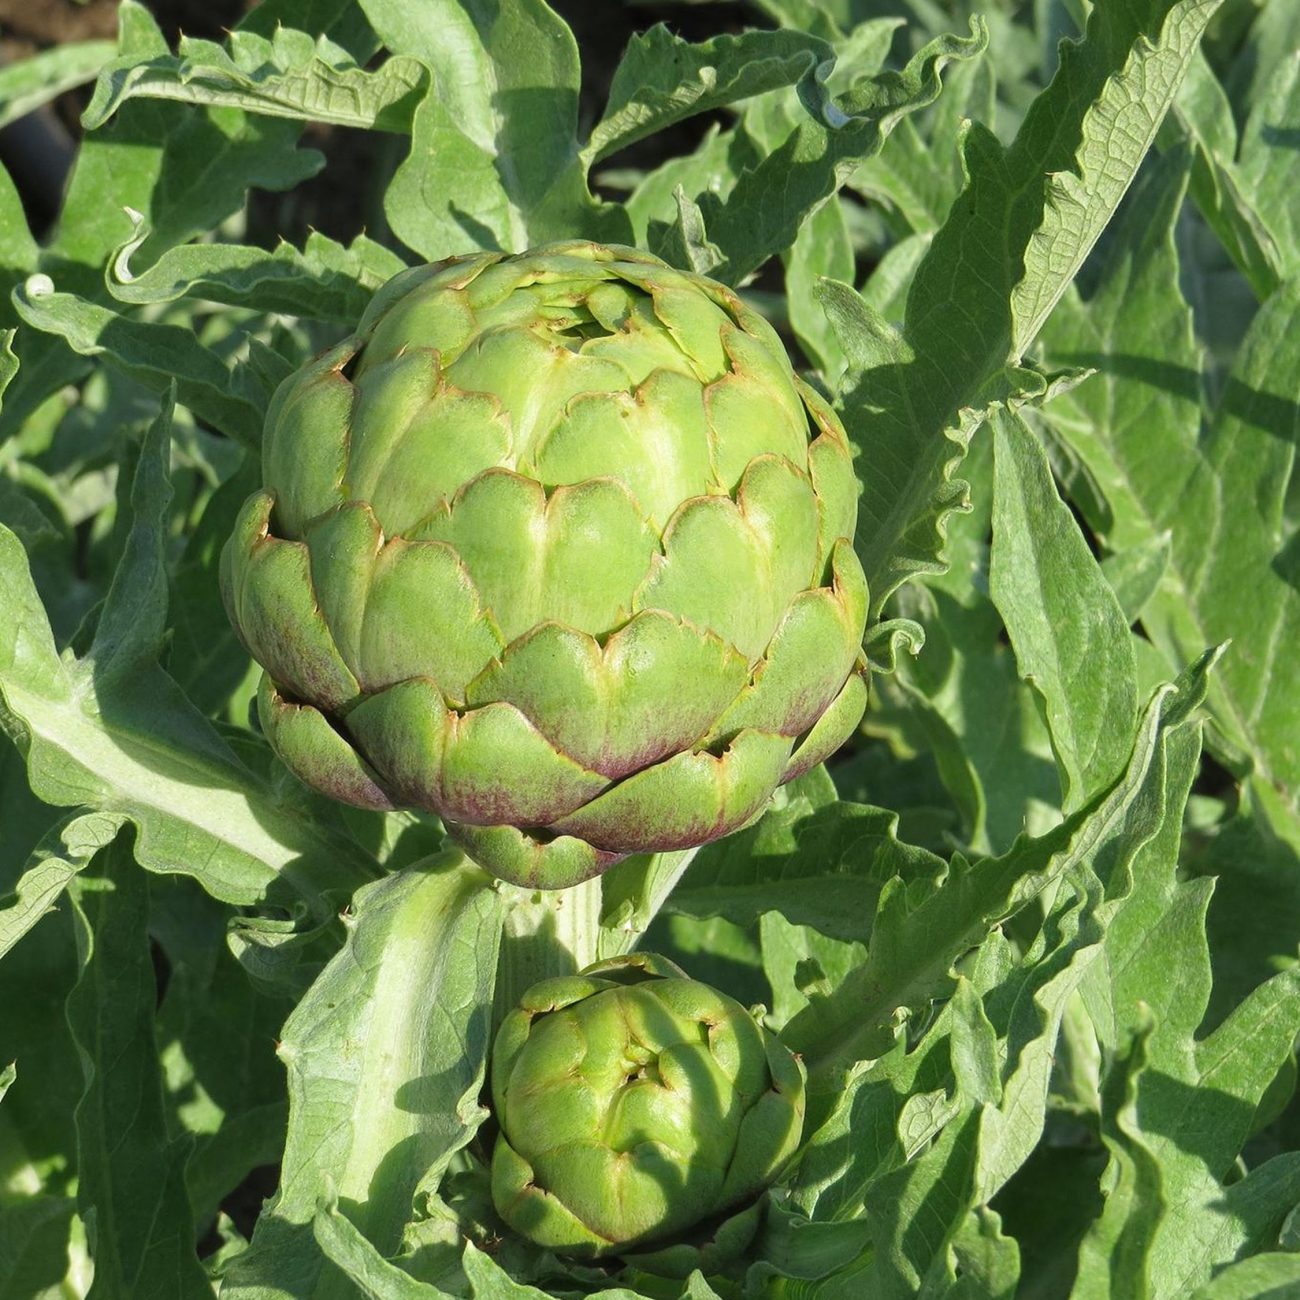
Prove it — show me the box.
[597,847,701,960]
[493,876,603,1024]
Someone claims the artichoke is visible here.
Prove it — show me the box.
[222,242,868,888]
[490,954,805,1266]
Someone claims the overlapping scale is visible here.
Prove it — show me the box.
[801,379,860,578]
[550,730,793,853]
[614,264,732,382]
[413,471,658,642]
[344,680,608,826]
[706,368,809,490]
[343,355,513,535]
[360,541,504,700]
[784,671,871,783]
[356,275,478,371]
[466,612,749,779]
[707,541,867,742]
[446,823,620,892]
[442,328,631,457]
[260,342,354,538]
[258,678,394,811]
[581,289,715,386]
[736,456,821,599]
[533,369,715,528]
[303,503,504,701]
[636,455,820,662]
[222,492,358,711]
[717,322,806,430]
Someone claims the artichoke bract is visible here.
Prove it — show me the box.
[490,954,806,1265]
[222,242,868,888]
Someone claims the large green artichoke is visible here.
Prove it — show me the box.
[490,954,806,1266]
[222,242,867,888]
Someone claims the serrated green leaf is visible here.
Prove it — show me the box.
[947,1207,1022,1300]
[761,911,866,1030]
[974,899,1106,1205]
[1009,0,1226,355]
[236,0,382,64]
[82,27,425,133]
[786,648,1217,1092]
[839,0,1223,617]
[147,876,292,1224]
[365,0,623,257]
[584,26,831,168]
[12,278,264,447]
[660,186,723,276]
[626,124,746,250]
[1073,695,1300,1297]
[671,790,945,946]
[849,51,997,238]
[867,492,1065,857]
[698,20,987,285]
[108,215,406,323]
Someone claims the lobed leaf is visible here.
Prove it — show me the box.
[785,648,1218,1093]
[221,857,504,1299]
[584,26,832,168]
[1041,150,1300,823]
[1070,693,1300,1295]
[699,21,988,286]
[67,833,212,1299]
[670,779,945,945]
[108,214,407,323]
[12,278,266,448]
[0,396,375,921]
[83,24,426,133]
[838,0,1225,617]
[4,2,321,437]
[364,0,622,258]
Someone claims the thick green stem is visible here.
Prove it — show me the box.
[493,847,701,1020]
[597,846,699,960]
[493,875,603,1022]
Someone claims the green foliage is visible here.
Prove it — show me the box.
[1,0,1297,1296]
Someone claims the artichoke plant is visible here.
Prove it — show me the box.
[490,954,806,1269]
[222,241,868,888]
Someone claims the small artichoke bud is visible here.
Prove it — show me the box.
[489,953,806,1264]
